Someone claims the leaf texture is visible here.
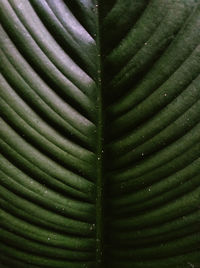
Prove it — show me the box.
[0,0,200,267]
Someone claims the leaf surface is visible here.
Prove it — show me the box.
[0,0,200,267]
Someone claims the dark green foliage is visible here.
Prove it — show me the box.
[0,0,200,267]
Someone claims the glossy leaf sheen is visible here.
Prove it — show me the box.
[0,0,200,267]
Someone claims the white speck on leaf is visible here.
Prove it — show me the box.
[188,262,195,268]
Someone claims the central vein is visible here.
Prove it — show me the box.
[95,1,105,267]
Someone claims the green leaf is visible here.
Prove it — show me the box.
[0,0,200,267]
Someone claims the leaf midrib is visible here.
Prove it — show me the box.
[95,2,105,267]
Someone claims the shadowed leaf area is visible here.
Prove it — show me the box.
[0,0,200,267]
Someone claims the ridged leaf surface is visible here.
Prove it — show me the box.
[0,0,200,267]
